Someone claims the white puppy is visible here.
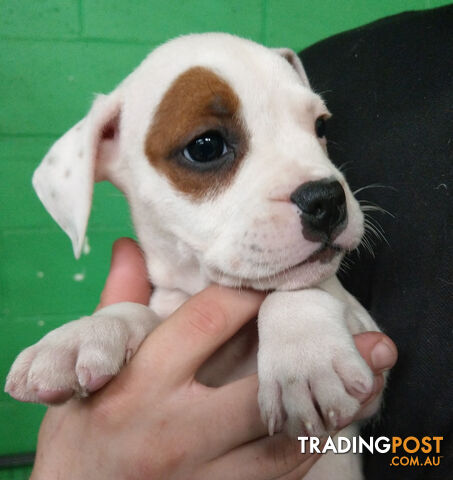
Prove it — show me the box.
[6,33,382,479]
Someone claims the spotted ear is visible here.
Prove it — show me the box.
[32,92,122,258]
[274,48,310,88]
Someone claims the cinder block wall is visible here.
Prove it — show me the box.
[0,0,449,474]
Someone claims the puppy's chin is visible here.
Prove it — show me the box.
[205,251,344,291]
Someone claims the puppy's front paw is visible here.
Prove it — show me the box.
[258,339,374,438]
[5,305,154,404]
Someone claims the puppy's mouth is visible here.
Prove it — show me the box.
[209,242,344,288]
[276,243,343,276]
[205,235,348,290]
[306,242,343,263]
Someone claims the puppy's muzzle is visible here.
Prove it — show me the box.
[290,179,347,240]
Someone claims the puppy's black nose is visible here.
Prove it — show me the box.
[290,179,347,237]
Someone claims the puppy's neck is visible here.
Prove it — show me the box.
[135,218,210,296]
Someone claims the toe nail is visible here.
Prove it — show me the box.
[86,374,112,392]
[4,381,14,393]
[268,419,275,436]
[327,410,338,430]
[352,380,370,394]
[77,367,91,388]
[328,409,337,428]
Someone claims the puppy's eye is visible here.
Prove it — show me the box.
[183,131,228,163]
[315,116,327,138]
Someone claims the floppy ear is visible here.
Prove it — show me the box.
[274,48,310,88]
[32,91,122,259]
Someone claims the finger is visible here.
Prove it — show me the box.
[196,375,267,457]
[353,331,397,374]
[135,285,265,385]
[201,432,320,480]
[97,237,151,309]
[149,376,264,461]
[277,455,322,480]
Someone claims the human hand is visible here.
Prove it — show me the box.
[31,238,397,480]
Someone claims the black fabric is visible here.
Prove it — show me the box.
[299,6,453,479]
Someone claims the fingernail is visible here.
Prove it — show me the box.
[371,341,395,371]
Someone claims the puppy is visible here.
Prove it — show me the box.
[6,33,383,479]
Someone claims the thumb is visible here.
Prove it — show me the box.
[353,331,398,374]
[97,237,152,309]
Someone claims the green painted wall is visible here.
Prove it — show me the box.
[0,0,450,475]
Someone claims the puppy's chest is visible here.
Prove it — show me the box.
[196,320,258,386]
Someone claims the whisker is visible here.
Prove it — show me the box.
[361,233,376,258]
[353,183,397,196]
[364,215,390,247]
[339,255,354,273]
[359,201,395,218]
[326,139,346,153]
[338,263,348,274]
[316,89,333,96]
[364,222,383,245]
[353,245,362,260]
[337,160,354,174]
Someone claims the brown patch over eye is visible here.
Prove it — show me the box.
[145,66,249,200]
